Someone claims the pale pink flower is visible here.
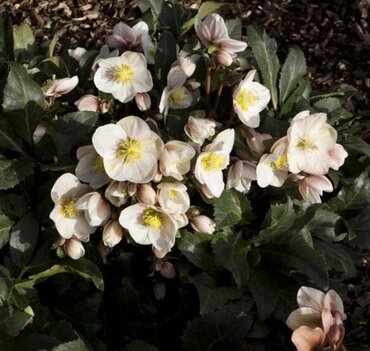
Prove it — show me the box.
[171,56,196,77]
[135,92,151,111]
[184,116,217,146]
[298,175,334,204]
[45,76,79,98]
[190,214,216,234]
[227,159,256,193]
[328,144,348,170]
[75,94,100,112]
[63,237,85,260]
[102,220,124,248]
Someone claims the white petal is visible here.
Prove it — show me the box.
[51,173,81,203]
[92,124,125,159]
[286,307,322,331]
[297,287,326,310]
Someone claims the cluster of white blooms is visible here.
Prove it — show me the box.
[49,14,348,261]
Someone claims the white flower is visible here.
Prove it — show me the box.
[75,94,100,112]
[68,47,87,62]
[256,137,289,188]
[171,56,196,77]
[76,192,110,227]
[328,144,348,170]
[157,182,190,215]
[94,51,153,103]
[102,220,124,248]
[50,173,95,241]
[298,175,334,204]
[45,76,79,98]
[190,215,216,234]
[233,70,271,128]
[287,112,337,175]
[159,140,195,180]
[195,14,247,64]
[75,145,110,189]
[227,159,256,193]
[92,115,164,183]
[184,116,217,145]
[92,45,119,71]
[194,129,235,198]
[119,203,177,254]
[63,237,85,260]
[159,67,193,118]
[104,181,130,207]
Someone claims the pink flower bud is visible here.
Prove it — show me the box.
[157,261,176,279]
[45,76,79,98]
[103,220,124,248]
[215,49,233,66]
[64,238,85,260]
[136,183,156,205]
[191,215,216,234]
[75,94,100,112]
[135,92,151,111]
[127,183,137,197]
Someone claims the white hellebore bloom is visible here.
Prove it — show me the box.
[194,129,235,198]
[50,173,95,241]
[157,182,190,215]
[68,47,87,62]
[287,111,339,175]
[298,174,334,204]
[227,159,256,193]
[92,116,164,183]
[76,192,111,227]
[171,56,196,78]
[119,203,178,254]
[45,75,79,98]
[104,181,130,207]
[159,67,193,118]
[233,70,271,128]
[256,137,289,188]
[184,116,217,146]
[159,140,195,180]
[195,14,247,65]
[94,51,153,103]
[75,145,110,189]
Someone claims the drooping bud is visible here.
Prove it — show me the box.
[216,49,233,66]
[64,238,85,260]
[75,94,100,112]
[103,220,124,248]
[157,261,176,279]
[77,192,111,227]
[135,92,151,111]
[190,215,216,234]
[136,183,156,205]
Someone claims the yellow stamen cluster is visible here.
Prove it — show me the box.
[296,137,317,151]
[169,190,177,198]
[201,152,225,172]
[168,88,186,106]
[112,64,135,84]
[60,198,79,219]
[116,137,143,164]
[143,209,163,229]
[236,89,257,112]
[271,154,288,171]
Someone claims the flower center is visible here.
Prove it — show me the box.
[112,64,135,84]
[169,189,177,198]
[143,208,163,229]
[236,89,257,112]
[270,154,287,171]
[60,198,79,219]
[168,88,186,106]
[296,137,317,151]
[116,137,143,164]
[201,152,226,172]
[94,156,105,173]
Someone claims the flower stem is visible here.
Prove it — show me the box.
[205,66,212,114]
[214,81,225,112]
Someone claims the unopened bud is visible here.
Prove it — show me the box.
[103,220,124,248]
[77,192,111,227]
[64,238,85,260]
[135,92,151,111]
[157,261,176,279]
[136,183,156,205]
[186,207,200,219]
[216,49,233,67]
[190,215,216,234]
[75,94,99,112]
[127,183,137,197]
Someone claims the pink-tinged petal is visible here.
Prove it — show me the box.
[159,87,169,115]
[328,144,348,170]
[204,14,228,41]
[64,238,85,260]
[215,49,233,66]
[297,287,326,311]
[132,21,149,35]
[324,290,346,320]
[321,307,334,335]
[75,94,99,112]
[51,173,80,203]
[291,326,325,351]
[305,175,333,193]
[113,22,135,43]
[167,67,187,90]
[216,38,248,53]
[286,307,322,331]
[92,124,125,159]
[54,76,79,96]
[195,20,212,46]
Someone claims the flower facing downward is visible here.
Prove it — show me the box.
[45,76,79,98]
[233,70,271,128]
[76,192,111,227]
[298,175,334,204]
[92,116,164,183]
[157,182,190,215]
[50,173,95,241]
[119,203,177,254]
[184,117,217,146]
[194,129,235,198]
[63,237,86,260]
[227,159,256,193]
[94,51,153,103]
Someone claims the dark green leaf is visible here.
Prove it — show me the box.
[51,339,89,351]
[314,97,341,112]
[280,79,310,117]
[327,172,370,214]
[0,12,14,61]
[226,19,242,39]
[79,50,99,86]
[0,212,13,249]
[177,230,216,271]
[340,135,370,158]
[305,209,343,242]
[2,62,45,144]
[0,194,28,219]
[124,340,160,351]
[9,213,39,268]
[159,2,185,35]
[279,47,306,103]
[13,23,35,60]
[0,157,33,190]
[0,117,25,153]
[256,198,296,244]
[138,0,164,17]
[346,208,370,248]
[0,306,33,337]
[47,111,98,155]
[180,1,229,36]
[212,230,249,288]
[15,258,104,291]
[213,189,251,227]
[247,25,279,109]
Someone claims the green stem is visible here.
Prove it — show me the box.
[309,92,345,100]
[205,66,212,114]
[214,81,225,112]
